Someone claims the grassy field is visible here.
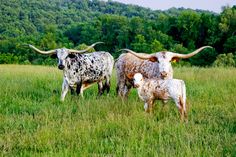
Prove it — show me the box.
[0,64,236,156]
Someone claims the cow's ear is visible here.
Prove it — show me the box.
[50,54,57,59]
[171,57,180,62]
[126,73,134,79]
[68,54,76,58]
[149,56,158,62]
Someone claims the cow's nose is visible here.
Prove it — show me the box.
[160,72,168,78]
[58,65,65,70]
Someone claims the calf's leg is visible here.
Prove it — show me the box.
[174,96,187,121]
[145,99,154,113]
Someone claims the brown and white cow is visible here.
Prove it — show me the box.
[115,46,212,98]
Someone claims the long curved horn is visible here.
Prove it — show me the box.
[120,49,154,59]
[68,42,104,54]
[28,44,56,55]
[172,46,213,59]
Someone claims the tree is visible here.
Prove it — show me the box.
[218,6,236,54]
[0,0,234,66]
[131,34,149,52]
[170,44,188,54]
[150,39,164,53]
[74,43,95,53]
[153,13,170,33]
[197,13,219,47]
[219,6,236,34]
[176,10,201,49]
[99,15,129,53]
[223,35,236,54]
[40,33,57,49]
[155,31,173,49]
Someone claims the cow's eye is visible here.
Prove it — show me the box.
[50,54,57,59]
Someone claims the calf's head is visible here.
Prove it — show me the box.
[133,73,144,88]
[28,42,103,70]
[122,46,212,79]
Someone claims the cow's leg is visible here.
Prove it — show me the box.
[98,81,103,96]
[174,96,185,121]
[123,82,132,98]
[70,86,75,95]
[116,71,126,97]
[103,76,111,94]
[80,85,84,98]
[116,82,122,96]
[117,81,127,98]
[145,99,154,113]
[119,75,132,98]
[61,79,69,101]
[76,82,82,95]
[144,102,148,111]
[117,83,130,98]
[117,82,125,97]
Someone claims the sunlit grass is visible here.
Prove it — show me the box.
[0,65,236,156]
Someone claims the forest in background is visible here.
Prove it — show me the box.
[0,0,236,66]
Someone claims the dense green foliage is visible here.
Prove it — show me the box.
[0,0,236,66]
[213,53,236,67]
[0,65,236,156]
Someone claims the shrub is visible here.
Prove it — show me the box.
[213,53,235,67]
[0,53,19,64]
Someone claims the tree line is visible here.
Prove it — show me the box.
[0,0,235,67]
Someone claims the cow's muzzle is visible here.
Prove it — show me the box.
[58,65,65,70]
[160,71,168,79]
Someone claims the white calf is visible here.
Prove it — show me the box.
[133,73,187,120]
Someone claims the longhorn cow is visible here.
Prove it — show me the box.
[115,46,212,98]
[29,42,114,101]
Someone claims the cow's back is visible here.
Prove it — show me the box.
[64,51,113,85]
[116,53,159,82]
[80,51,114,81]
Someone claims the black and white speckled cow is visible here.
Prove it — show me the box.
[29,42,114,101]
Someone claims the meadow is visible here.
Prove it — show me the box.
[0,64,236,156]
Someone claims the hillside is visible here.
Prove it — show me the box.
[0,0,235,66]
[0,0,157,37]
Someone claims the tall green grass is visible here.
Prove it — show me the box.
[0,65,236,156]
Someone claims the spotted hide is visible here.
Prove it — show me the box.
[61,51,114,101]
[28,42,114,101]
[133,73,187,121]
